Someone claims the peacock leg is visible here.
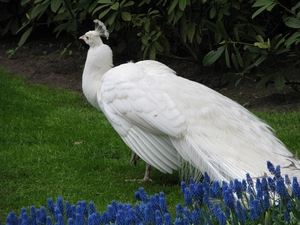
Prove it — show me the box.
[130,151,138,166]
[125,163,153,182]
[141,164,152,182]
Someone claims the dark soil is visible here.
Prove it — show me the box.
[1,36,300,111]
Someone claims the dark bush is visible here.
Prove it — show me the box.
[1,0,299,91]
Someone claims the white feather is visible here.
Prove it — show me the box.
[80,21,300,182]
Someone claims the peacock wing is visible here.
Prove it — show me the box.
[97,62,186,174]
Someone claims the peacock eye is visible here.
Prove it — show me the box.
[86,36,89,40]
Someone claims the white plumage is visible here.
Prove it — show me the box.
[80,20,300,182]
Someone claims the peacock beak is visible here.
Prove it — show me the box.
[79,35,84,40]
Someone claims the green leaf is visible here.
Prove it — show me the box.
[234,27,240,42]
[18,27,33,47]
[53,23,70,37]
[97,0,112,3]
[254,54,267,66]
[167,10,174,24]
[274,73,285,90]
[144,18,150,33]
[252,25,265,36]
[141,34,150,45]
[255,34,264,42]
[15,20,30,34]
[252,3,272,19]
[51,0,62,12]
[264,211,271,225]
[180,19,187,43]
[225,46,231,68]
[179,0,186,11]
[114,21,121,31]
[252,0,273,7]
[232,1,240,10]
[187,22,195,43]
[284,17,300,29]
[275,48,290,55]
[159,35,170,55]
[292,1,300,11]
[285,32,300,47]
[30,2,50,19]
[121,0,135,8]
[149,45,156,60]
[139,0,150,6]
[154,41,164,53]
[92,4,110,15]
[141,46,146,54]
[121,12,131,21]
[216,20,228,39]
[254,42,269,49]
[152,31,162,42]
[132,18,142,26]
[2,19,12,35]
[233,46,243,67]
[107,11,118,25]
[98,8,111,19]
[69,20,77,32]
[88,1,98,13]
[235,77,243,87]
[271,33,283,46]
[173,9,184,24]
[149,10,159,15]
[244,63,256,72]
[209,6,216,19]
[195,33,202,45]
[255,74,273,88]
[168,0,178,15]
[203,45,225,66]
[21,0,31,6]
[110,2,119,10]
[53,11,70,21]
[266,2,276,11]
[203,20,217,33]
[231,53,239,70]
[114,42,126,54]
[223,4,230,16]
[6,48,17,58]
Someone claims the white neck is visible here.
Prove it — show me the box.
[82,44,113,110]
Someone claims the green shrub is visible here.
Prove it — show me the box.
[202,0,300,90]
[1,0,299,90]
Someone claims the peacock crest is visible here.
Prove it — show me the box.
[93,19,109,40]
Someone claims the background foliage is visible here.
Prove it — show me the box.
[1,0,299,90]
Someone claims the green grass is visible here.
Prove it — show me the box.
[0,67,299,222]
[0,68,181,220]
[255,111,300,153]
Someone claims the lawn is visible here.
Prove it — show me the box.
[0,67,299,222]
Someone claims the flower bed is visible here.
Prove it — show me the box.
[5,161,300,225]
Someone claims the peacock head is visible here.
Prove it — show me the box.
[79,20,109,47]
